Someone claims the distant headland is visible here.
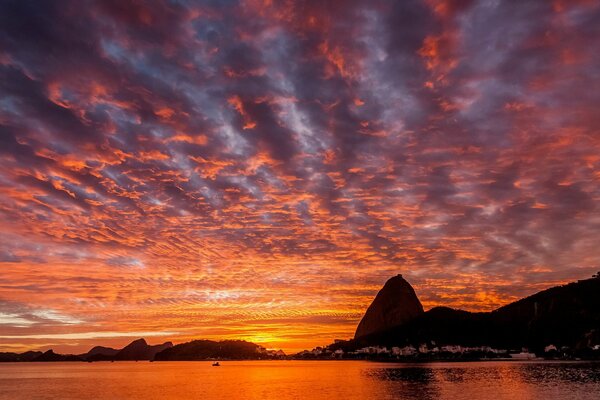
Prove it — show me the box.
[0,338,286,362]
[2,273,599,362]
[299,273,600,361]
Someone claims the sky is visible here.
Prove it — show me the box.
[0,0,599,354]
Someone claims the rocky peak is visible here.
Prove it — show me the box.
[128,338,148,347]
[354,274,424,339]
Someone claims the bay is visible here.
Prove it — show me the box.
[1,360,599,400]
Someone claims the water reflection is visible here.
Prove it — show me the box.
[365,367,440,400]
[514,362,600,384]
[437,367,467,383]
[365,362,600,400]
[0,361,599,400]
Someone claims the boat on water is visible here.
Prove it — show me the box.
[212,362,220,366]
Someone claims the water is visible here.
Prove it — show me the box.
[1,360,599,400]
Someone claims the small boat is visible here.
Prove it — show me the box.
[212,362,220,367]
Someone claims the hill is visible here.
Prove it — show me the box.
[346,275,600,352]
[114,338,173,361]
[154,339,276,361]
[355,274,424,339]
[0,351,42,362]
[33,350,82,362]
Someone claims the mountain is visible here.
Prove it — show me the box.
[354,274,424,339]
[489,276,600,349]
[0,351,42,362]
[1,339,172,362]
[350,275,600,352]
[154,340,270,361]
[85,346,119,357]
[1,339,278,362]
[33,350,82,362]
[81,345,119,361]
[114,338,173,361]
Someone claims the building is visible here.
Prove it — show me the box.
[392,346,417,356]
[441,345,463,354]
[356,346,389,355]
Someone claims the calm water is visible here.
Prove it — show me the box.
[1,360,599,400]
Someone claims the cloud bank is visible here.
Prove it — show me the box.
[0,0,599,352]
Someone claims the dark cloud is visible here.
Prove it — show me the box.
[0,251,21,263]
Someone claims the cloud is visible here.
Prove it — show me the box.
[0,301,85,328]
[0,331,178,340]
[105,256,145,268]
[0,251,21,263]
[0,312,35,327]
[0,0,599,352]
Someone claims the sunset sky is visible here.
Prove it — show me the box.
[1,0,599,354]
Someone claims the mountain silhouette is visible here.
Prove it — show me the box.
[33,349,81,362]
[81,345,119,361]
[114,338,173,361]
[351,275,600,351]
[355,274,424,339]
[154,339,275,361]
[84,346,119,358]
[0,351,42,362]
[1,339,174,362]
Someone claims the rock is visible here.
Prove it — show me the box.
[354,274,424,339]
[351,275,600,354]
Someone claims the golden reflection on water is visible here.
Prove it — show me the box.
[0,361,599,400]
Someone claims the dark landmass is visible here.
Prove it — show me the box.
[0,351,42,362]
[349,275,600,351]
[154,339,284,361]
[34,350,82,362]
[354,274,424,339]
[85,345,119,358]
[113,338,172,361]
[1,348,98,363]
[305,274,600,361]
[0,338,285,362]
